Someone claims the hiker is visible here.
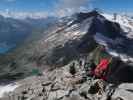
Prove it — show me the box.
[85,46,112,81]
[92,46,112,81]
[94,58,110,80]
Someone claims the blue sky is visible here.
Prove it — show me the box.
[93,0,133,13]
[0,0,57,12]
[0,0,133,13]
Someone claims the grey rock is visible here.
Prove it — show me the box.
[112,89,133,100]
[79,82,90,93]
[118,83,133,91]
[69,94,86,100]
[41,81,52,87]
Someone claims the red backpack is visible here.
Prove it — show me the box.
[94,59,110,80]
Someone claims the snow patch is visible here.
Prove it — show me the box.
[107,47,133,62]
[106,49,119,57]
[94,33,114,46]
[65,24,79,32]
[101,13,114,21]
[0,83,19,97]
[67,20,74,26]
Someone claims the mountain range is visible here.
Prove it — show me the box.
[0,14,58,53]
[0,10,133,82]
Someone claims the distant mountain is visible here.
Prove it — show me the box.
[0,14,58,54]
[24,17,58,29]
[0,15,32,46]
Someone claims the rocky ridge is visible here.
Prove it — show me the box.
[1,60,133,100]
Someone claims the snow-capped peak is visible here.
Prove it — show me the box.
[101,13,133,38]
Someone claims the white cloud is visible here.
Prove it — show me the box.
[53,0,92,17]
[3,0,16,2]
[0,10,49,19]
[58,0,89,9]
[0,0,95,18]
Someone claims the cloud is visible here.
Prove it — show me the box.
[0,0,95,18]
[54,0,92,17]
[58,0,90,9]
[4,0,16,2]
[0,10,49,19]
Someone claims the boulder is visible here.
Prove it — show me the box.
[112,89,133,100]
[118,83,133,90]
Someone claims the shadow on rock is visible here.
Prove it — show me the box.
[107,58,133,84]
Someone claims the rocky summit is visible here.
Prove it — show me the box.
[0,10,133,100]
[1,60,133,100]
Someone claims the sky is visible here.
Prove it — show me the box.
[0,0,57,12]
[0,0,133,16]
[93,0,133,13]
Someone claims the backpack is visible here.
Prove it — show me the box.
[94,59,110,80]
